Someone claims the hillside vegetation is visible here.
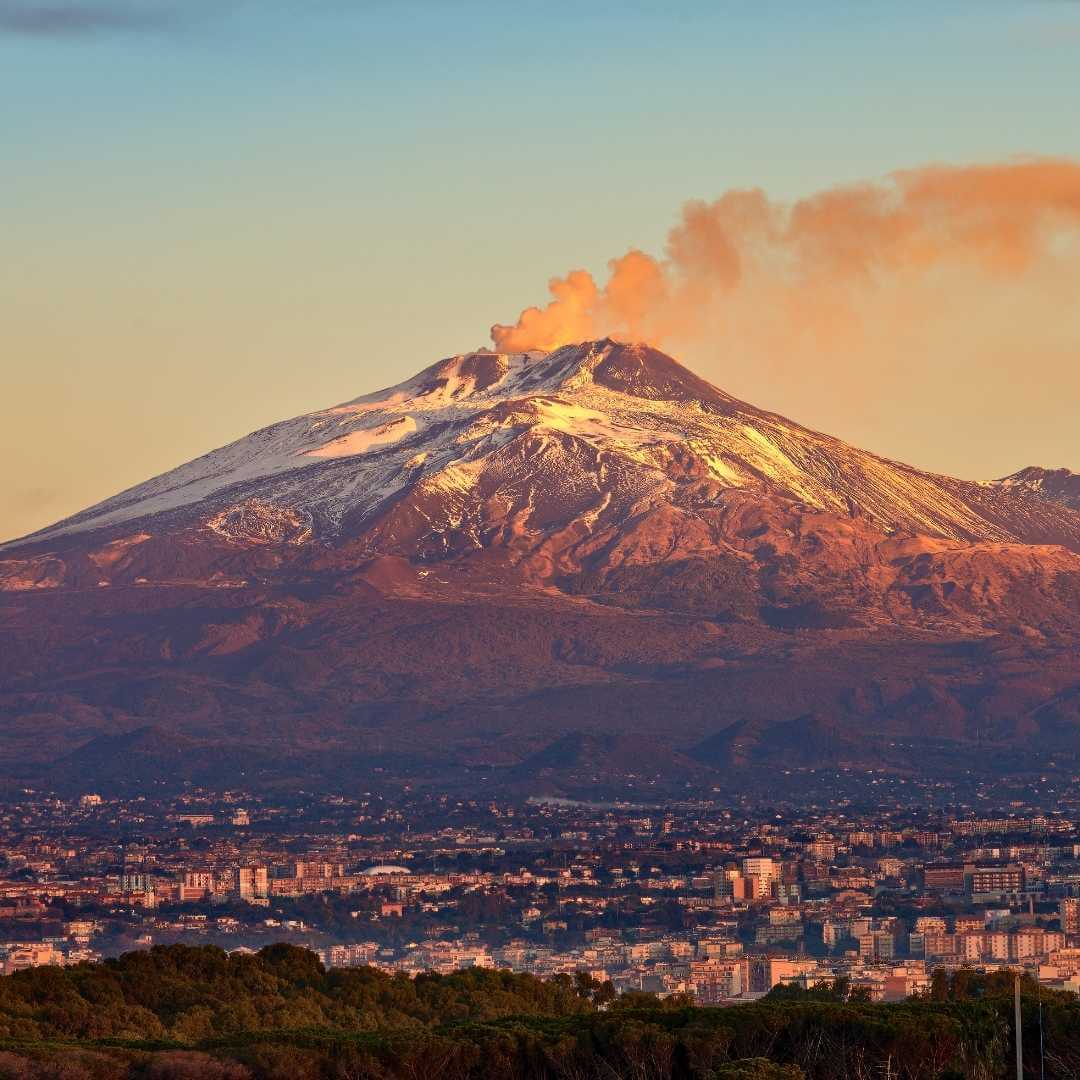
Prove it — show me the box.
[0,945,1079,1078]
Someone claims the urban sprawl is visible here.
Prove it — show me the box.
[5,772,1080,1004]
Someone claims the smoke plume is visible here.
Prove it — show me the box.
[491,158,1080,356]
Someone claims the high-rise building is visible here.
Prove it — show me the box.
[742,857,778,882]
[121,872,158,908]
[1060,898,1080,936]
[741,857,779,899]
[689,959,742,1003]
[121,872,153,894]
[807,840,837,863]
[177,870,215,902]
[914,916,948,935]
[235,866,269,901]
[970,864,1024,895]
[923,863,965,891]
[857,930,896,961]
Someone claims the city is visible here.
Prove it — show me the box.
[5,773,1080,1007]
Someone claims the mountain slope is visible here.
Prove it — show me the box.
[11,340,1080,553]
[1,340,1078,795]
[991,466,1080,511]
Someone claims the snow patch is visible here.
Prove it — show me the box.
[304,415,418,458]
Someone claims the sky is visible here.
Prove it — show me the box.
[2,0,1079,542]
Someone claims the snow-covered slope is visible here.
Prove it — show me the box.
[11,340,1080,554]
[991,467,1080,511]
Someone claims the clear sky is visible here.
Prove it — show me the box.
[2,0,1079,542]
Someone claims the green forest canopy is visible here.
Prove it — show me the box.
[0,945,1076,1078]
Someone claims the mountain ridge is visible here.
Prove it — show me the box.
[991,466,1080,511]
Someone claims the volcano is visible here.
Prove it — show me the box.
[2,340,1078,795]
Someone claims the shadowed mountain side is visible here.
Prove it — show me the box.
[1,577,1077,795]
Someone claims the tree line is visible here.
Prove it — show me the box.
[0,945,1077,1078]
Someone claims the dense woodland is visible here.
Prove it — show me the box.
[0,946,1077,1078]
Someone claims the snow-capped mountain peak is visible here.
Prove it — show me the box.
[7,340,1080,560]
[2,341,748,547]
